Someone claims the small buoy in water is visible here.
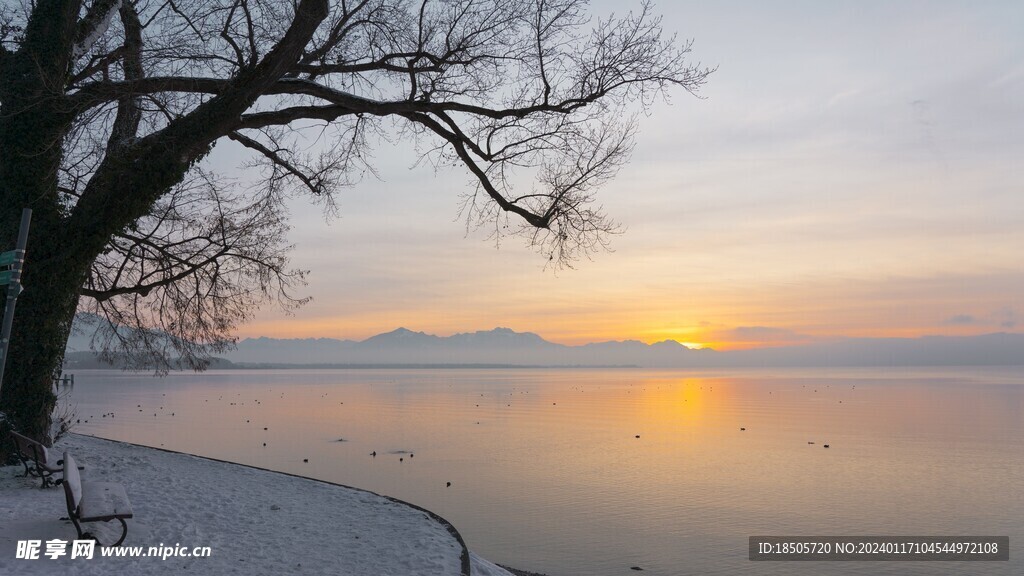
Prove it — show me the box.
[303,458,308,463]
[399,457,404,463]
[446,482,451,488]
[262,443,266,447]
[410,453,414,458]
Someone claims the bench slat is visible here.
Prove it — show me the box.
[62,451,133,546]
[79,482,134,520]
[10,431,61,487]
[63,452,82,506]
[34,444,63,472]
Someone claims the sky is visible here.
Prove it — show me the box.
[221,0,1023,350]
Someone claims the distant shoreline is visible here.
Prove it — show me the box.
[65,328,1024,370]
[223,362,641,370]
[61,319,1024,368]
[62,355,1024,372]
[62,351,640,370]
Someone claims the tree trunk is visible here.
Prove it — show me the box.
[0,130,88,446]
[0,242,86,444]
[0,2,83,448]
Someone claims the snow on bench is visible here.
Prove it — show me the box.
[9,431,64,489]
[59,451,133,547]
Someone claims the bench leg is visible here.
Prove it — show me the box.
[22,459,40,479]
[75,518,129,547]
[69,515,86,541]
[18,457,33,477]
[109,518,129,547]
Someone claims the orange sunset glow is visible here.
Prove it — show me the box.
[214,0,1021,353]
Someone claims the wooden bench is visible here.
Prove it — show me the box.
[9,431,63,488]
[59,452,133,547]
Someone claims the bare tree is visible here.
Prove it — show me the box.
[0,0,711,442]
[80,169,309,372]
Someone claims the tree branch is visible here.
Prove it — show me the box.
[227,131,324,194]
[106,1,144,151]
[83,242,231,302]
[401,111,549,228]
[74,0,122,59]
[68,0,330,256]
[17,0,83,80]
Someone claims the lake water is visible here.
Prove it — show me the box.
[64,367,1022,575]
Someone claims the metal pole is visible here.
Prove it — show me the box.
[0,208,33,397]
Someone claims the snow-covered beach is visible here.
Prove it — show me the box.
[1,433,521,575]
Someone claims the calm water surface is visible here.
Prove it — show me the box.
[66,367,1023,575]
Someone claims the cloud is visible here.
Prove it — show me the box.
[725,326,814,343]
[944,314,977,325]
[991,64,1024,88]
[994,307,1017,329]
[826,88,863,109]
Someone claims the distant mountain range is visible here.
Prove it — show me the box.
[215,327,1024,368]
[63,315,1024,368]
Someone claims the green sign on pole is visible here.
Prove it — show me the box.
[0,250,20,267]
[0,209,33,399]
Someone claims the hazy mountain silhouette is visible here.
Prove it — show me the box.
[64,313,1024,368]
[222,327,1024,367]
